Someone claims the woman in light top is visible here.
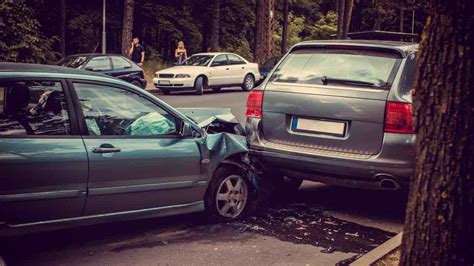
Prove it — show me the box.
[175,41,188,65]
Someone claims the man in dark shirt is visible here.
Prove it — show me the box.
[129,37,145,67]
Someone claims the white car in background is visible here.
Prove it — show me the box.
[153,53,260,95]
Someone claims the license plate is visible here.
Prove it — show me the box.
[159,80,170,85]
[292,117,346,137]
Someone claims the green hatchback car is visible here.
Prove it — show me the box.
[0,63,255,237]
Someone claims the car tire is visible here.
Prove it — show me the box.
[131,80,143,88]
[242,74,255,91]
[161,89,171,95]
[194,76,206,95]
[205,165,254,223]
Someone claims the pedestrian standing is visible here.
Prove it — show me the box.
[175,41,188,65]
[129,37,145,67]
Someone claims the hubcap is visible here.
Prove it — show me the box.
[245,76,254,90]
[215,175,248,218]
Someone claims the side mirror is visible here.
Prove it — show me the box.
[179,121,194,137]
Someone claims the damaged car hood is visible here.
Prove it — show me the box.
[178,108,245,135]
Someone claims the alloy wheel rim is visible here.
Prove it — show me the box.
[215,175,248,218]
[245,76,254,90]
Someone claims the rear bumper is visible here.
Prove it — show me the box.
[246,118,415,188]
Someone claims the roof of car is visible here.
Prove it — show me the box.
[0,62,105,77]
[0,62,135,89]
[293,39,418,57]
[192,52,236,56]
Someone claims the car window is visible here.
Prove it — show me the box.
[85,57,111,71]
[111,56,132,70]
[270,48,401,87]
[211,55,229,67]
[0,80,71,136]
[74,83,176,136]
[227,54,245,65]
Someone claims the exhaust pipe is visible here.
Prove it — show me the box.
[379,178,401,190]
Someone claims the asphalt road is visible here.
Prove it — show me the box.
[0,88,408,266]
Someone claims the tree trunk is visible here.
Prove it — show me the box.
[336,0,345,39]
[399,0,404,32]
[281,0,289,53]
[209,0,220,52]
[121,0,134,56]
[374,0,382,30]
[254,0,274,64]
[341,0,354,38]
[59,0,66,56]
[400,0,474,265]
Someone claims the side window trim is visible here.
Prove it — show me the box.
[0,77,80,138]
[67,79,183,138]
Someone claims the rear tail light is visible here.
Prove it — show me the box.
[384,102,415,134]
[246,90,264,119]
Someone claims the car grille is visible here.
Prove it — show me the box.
[159,74,175,78]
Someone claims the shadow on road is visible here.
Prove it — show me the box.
[0,182,407,265]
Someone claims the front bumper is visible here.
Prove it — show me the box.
[246,117,415,188]
[153,77,195,90]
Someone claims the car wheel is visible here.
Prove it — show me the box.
[194,76,206,95]
[131,80,142,88]
[212,87,221,93]
[161,89,171,95]
[205,166,254,222]
[242,74,255,91]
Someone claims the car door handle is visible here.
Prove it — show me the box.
[241,67,245,69]
[92,144,121,154]
[226,68,230,70]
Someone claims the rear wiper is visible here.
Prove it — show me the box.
[320,76,382,87]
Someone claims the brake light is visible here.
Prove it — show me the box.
[246,90,264,119]
[384,102,415,134]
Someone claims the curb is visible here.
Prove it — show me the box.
[350,232,403,266]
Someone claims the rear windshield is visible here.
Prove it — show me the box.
[269,48,401,88]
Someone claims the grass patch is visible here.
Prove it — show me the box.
[142,59,172,85]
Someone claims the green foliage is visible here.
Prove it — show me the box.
[305,11,337,40]
[273,12,305,55]
[0,2,59,63]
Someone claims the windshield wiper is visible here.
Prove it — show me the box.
[320,76,382,87]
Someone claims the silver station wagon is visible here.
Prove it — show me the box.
[246,40,418,192]
[0,63,255,237]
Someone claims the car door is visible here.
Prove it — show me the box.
[83,56,113,75]
[208,55,230,86]
[69,81,202,215]
[0,79,88,225]
[227,54,247,84]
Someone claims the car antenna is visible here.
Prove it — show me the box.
[91,42,100,55]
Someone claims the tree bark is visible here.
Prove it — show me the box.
[209,0,220,52]
[399,0,404,32]
[60,0,66,56]
[121,0,134,56]
[254,0,274,64]
[336,0,345,39]
[400,0,474,265]
[281,0,289,53]
[341,0,354,39]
